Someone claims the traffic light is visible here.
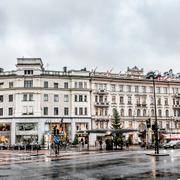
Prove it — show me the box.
[152,124,156,131]
[53,127,57,135]
[146,118,151,128]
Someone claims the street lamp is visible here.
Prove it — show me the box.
[146,71,160,154]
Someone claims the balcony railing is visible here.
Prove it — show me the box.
[94,102,109,107]
[92,115,110,120]
[173,105,180,109]
[94,89,108,95]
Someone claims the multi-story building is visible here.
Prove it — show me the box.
[0,58,180,146]
[0,58,91,146]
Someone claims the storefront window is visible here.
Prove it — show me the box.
[0,123,10,131]
[16,123,38,131]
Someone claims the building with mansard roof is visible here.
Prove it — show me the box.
[0,58,180,147]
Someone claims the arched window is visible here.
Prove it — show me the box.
[151,109,154,117]
[128,109,132,117]
[137,109,141,117]
[143,109,146,117]
[120,109,124,117]
[165,110,169,117]
[158,109,162,117]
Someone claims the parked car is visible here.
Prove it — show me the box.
[163,140,180,149]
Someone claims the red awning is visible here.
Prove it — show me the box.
[162,134,180,140]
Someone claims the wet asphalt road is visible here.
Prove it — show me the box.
[0,149,180,180]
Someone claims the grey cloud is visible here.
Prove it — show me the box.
[1,0,180,74]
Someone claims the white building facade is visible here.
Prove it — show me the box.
[0,59,180,146]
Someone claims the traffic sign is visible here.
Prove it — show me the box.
[54,135,60,144]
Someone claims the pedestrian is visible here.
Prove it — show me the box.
[99,140,102,150]
[81,138,84,148]
[126,141,129,150]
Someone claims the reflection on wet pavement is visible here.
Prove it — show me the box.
[0,149,180,179]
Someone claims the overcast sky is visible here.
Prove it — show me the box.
[1,0,180,74]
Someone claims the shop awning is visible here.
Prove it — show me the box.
[162,134,180,140]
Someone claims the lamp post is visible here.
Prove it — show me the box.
[146,71,160,154]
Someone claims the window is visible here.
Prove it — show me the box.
[136,97,140,105]
[142,86,146,93]
[112,96,116,104]
[158,109,162,117]
[150,96,154,105]
[44,81,48,88]
[43,107,48,115]
[84,107,87,115]
[120,96,124,104]
[64,95,69,102]
[8,107,13,116]
[127,85,131,92]
[0,95,3,102]
[24,70,33,75]
[149,86,153,93]
[0,108,3,116]
[137,109,141,117]
[75,95,78,102]
[143,109,146,117]
[74,82,78,88]
[0,82,4,88]
[54,94,59,102]
[156,87,161,94]
[79,82,83,89]
[151,109,154,117]
[84,95,87,102]
[9,95,13,102]
[120,109,124,116]
[127,96,132,104]
[44,94,48,101]
[164,98,168,105]
[164,87,168,94]
[64,107,69,115]
[29,94,33,101]
[54,107,59,115]
[79,95,83,102]
[23,94,28,101]
[64,82,68,89]
[157,98,161,105]
[75,107,78,115]
[128,109,132,117]
[119,85,124,92]
[165,110,169,117]
[29,106,33,115]
[79,107,83,115]
[95,96,98,102]
[24,80,33,88]
[129,121,133,128]
[84,82,87,89]
[9,82,13,88]
[54,83,58,88]
[142,97,146,105]
[99,96,103,102]
[111,84,116,92]
[23,106,27,115]
[135,86,139,93]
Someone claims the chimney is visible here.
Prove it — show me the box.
[63,66,67,73]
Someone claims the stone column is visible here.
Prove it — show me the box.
[11,120,16,145]
[71,119,76,142]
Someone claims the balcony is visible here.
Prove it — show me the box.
[173,104,180,109]
[94,89,108,95]
[92,115,110,120]
[94,102,109,107]
[174,93,180,98]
